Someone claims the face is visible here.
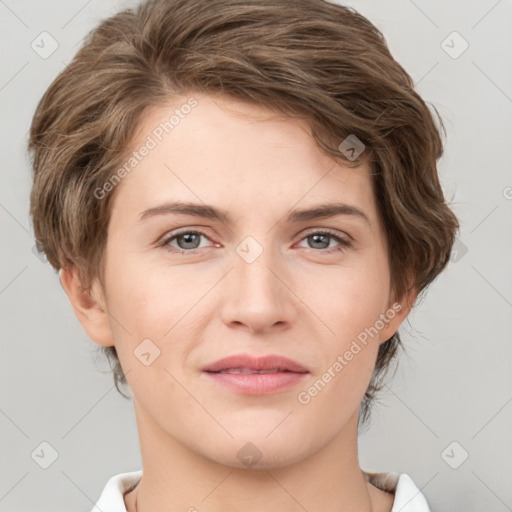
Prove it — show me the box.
[78,93,410,469]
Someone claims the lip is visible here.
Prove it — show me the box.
[202,354,309,373]
[202,354,309,395]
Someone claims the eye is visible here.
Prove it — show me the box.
[162,230,215,253]
[296,229,352,254]
[160,228,352,255]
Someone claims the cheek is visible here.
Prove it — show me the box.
[306,264,388,392]
[300,278,384,421]
[330,286,386,342]
[104,255,210,380]
[307,262,389,341]
[106,255,178,330]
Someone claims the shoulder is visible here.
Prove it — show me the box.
[90,470,143,512]
[362,470,432,512]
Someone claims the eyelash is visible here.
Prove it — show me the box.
[160,229,352,255]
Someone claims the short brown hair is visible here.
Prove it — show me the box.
[27,0,459,426]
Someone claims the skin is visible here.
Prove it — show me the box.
[60,92,416,512]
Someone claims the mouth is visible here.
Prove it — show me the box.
[202,354,309,395]
[202,354,309,374]
[208,368,300,374]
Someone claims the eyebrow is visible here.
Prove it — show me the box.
[138,201,371,226]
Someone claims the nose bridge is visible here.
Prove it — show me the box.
[233,234,281,297]
[220,234,293,331]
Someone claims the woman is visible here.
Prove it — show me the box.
[27,0,459,510]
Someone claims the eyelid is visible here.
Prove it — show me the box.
[297,227,352,244]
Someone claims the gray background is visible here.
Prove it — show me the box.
[1,0,511,510]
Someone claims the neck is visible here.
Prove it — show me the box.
[124,400,381,512]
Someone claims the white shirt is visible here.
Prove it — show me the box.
[90,469,431,511]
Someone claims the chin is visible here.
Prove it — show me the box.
[196,430,314,471]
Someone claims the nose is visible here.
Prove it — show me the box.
[219,244,297,335]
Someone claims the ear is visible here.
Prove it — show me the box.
[378,286,418,343]
[59,266,115,347]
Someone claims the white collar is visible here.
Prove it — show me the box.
[90,469,431,512]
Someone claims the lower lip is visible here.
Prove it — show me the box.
[204,371,308,395]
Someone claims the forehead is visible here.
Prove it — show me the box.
[110,93,380,230]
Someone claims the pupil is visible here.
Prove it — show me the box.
[310,234,329,249]
[179,233,199,249]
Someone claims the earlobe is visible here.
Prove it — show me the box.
[59,267,115,347]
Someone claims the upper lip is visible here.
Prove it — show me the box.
[203,354,309,373]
